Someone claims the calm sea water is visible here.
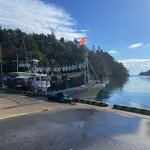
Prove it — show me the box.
[97,76,150,109]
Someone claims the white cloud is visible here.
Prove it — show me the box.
[118,59,150,75]
[79,29,89,32]
[128,43,143,48]
[108,50,117,54]
[0,0,86,40]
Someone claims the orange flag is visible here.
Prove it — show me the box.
[79,37,85,45]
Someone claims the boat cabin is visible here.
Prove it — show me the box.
[15,74,50,92]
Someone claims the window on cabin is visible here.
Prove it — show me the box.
[36,77,40,81]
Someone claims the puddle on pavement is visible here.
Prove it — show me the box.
[75,120,85,129]
[72,108,98,130]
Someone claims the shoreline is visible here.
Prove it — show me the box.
[0,90,150,120]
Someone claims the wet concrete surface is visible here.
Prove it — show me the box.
[0,91,70,119]
[0,107,150,150]
[0,91,48,109]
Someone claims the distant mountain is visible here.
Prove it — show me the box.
[139,70,150,76]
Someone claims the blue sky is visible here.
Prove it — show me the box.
[0,0,150,74]
[47,0,150,58]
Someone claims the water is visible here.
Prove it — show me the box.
[97,76,150,109]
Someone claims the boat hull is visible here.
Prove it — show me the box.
[47,83,105,99]
[67,83,105,99]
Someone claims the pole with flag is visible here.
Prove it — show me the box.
[79,37,89,85]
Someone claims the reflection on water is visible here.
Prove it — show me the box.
[97,77,128,101]
[97,76,150,109]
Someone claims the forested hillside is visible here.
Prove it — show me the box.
[139,70,150,76]
[0,27,129,77]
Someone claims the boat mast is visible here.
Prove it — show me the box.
[84,47,86,85]
[79,37,90,85]
[84,47,90,85]
[87,50,90,83]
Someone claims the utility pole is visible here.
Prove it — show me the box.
[0,45,3,76]
[16,54,19,72]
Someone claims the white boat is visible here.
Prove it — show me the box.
[15,73,106,99]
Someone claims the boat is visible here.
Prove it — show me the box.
[47,45,107,99]
[13,38,108,99]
